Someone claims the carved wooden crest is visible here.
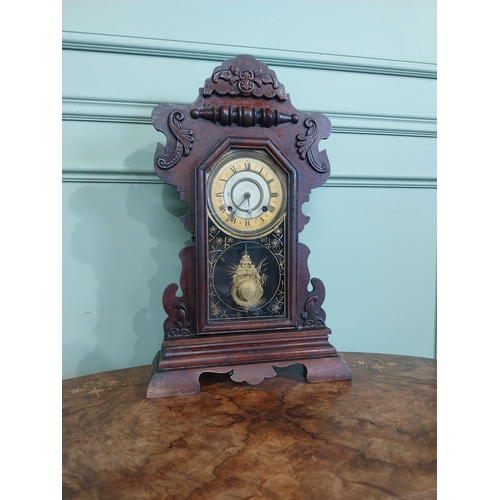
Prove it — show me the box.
[203,55,287,100]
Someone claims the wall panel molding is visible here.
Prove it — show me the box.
[62,98,437,138]
[62,31,437,80]
[62,99,436,187]
[62,165,436,188]
[324,174,436,189]
[62,166,159,184]
[62,99,153,124]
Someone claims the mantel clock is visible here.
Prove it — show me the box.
[147,55,351,397]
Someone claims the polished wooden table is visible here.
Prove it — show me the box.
[62,353,436,500]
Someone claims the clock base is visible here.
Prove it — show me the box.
[146,329,352,398]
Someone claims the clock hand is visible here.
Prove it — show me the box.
[231,198,247,213]
[231,192,252,214]
[246,195,252,218]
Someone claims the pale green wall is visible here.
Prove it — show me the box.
[62,0,437,379]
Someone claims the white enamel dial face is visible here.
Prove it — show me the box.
[207,151,287,238]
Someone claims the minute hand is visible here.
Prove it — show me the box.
[232,192,251,214]
[246,196,252,217]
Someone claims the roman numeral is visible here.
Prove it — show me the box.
[218,204,227,213]
[268,205,275,213]
[216,192,224,197]
[244,162,251,171]
[226,213,237,223]
[266,178,275,185]
[245,219,251,227]
[270,192,278,198]
[230,165,237,174]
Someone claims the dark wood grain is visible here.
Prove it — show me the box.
[62,352,436,500]
[148,55,351,395]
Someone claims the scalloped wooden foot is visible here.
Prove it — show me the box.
[147,351,352,398]
[229,363,279,385]
[147,352,236,398]
[147,368,202,398]
[302,356,352,382]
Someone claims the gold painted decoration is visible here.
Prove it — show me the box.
[207,221,286,322]
[230,252,267,310]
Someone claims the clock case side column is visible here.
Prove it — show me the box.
[150,103,199,340]
[292,111,352,385]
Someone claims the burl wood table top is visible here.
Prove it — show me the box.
[62,353,436,500]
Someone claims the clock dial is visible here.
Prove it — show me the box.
[207,152,287,238]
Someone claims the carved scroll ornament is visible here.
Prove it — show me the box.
[296,119,329,173]
[156,111,194,170]
[301,278,327,327]
[162,283,194,338]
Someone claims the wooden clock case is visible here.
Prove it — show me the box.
[147,55,351,398]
